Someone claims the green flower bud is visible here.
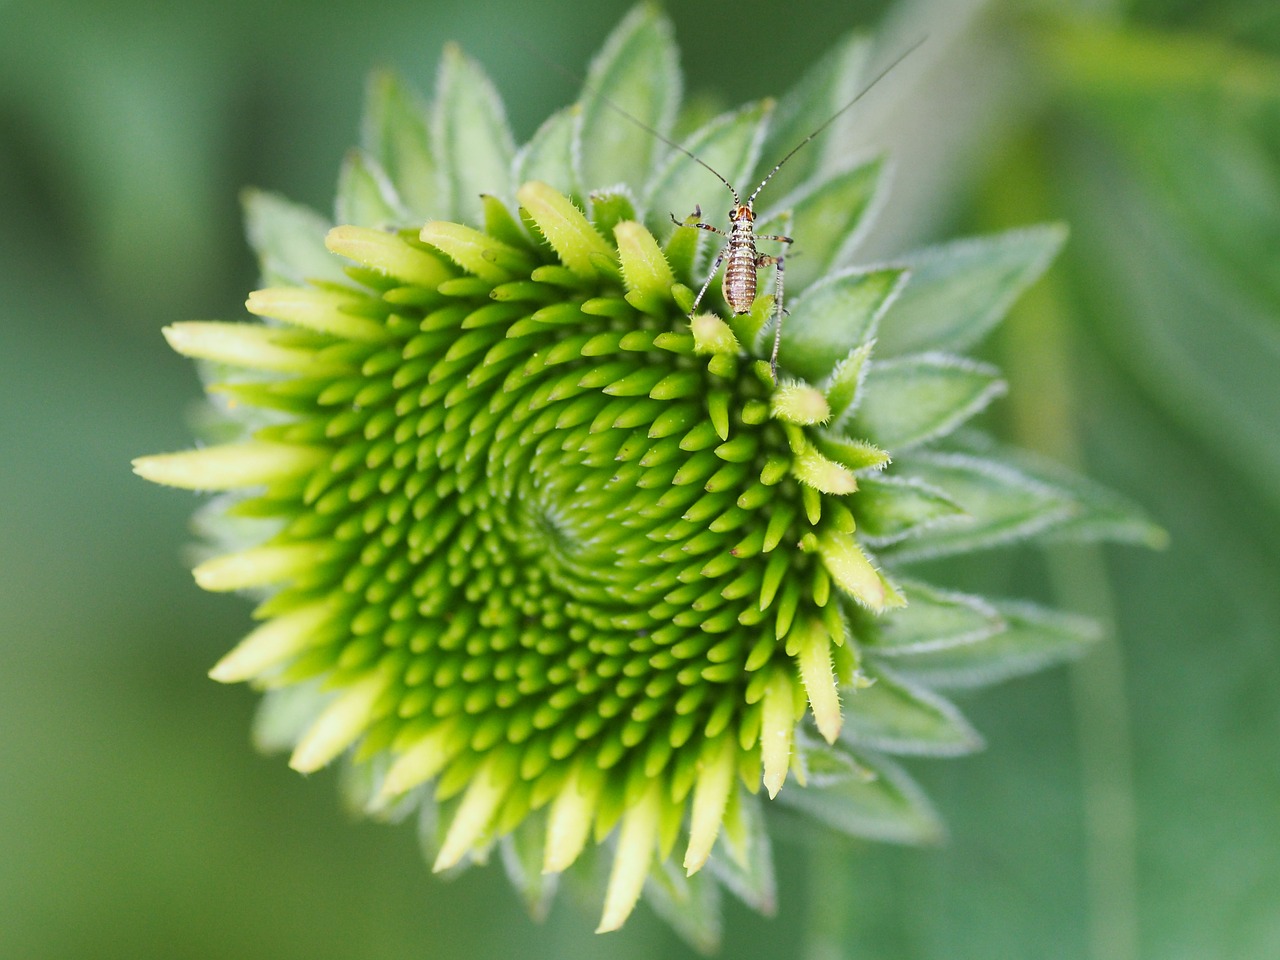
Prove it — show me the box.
[136,4,1162,945]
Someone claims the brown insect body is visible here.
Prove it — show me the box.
[679,199,791,375]
[722,205,759,314]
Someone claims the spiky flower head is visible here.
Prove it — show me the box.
[134,5,1160,945]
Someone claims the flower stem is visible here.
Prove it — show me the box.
[990,135,1140,960]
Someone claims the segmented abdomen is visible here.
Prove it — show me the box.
[722,232,757,314]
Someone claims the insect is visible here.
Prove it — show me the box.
[578,39,924,378]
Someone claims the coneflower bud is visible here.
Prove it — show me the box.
[135,4,1162,945]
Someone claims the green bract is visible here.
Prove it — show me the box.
[134,5,1161,946]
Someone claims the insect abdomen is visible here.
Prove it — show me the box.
[722,219,757,314]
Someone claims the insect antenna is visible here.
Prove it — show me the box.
[745,35,927,206]
[522,42,741,205]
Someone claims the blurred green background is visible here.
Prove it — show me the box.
[3,0,1278,957]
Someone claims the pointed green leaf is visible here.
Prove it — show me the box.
[861,579,1004,655]
[752,32,872,200]
[644,99,772,242]
[415,791,444,865]
[822,340,874,423]
[853,353,1007,451]
[855,473,968,546]
[884,599,1103,689]
[434,43,515,227]
[876,225,1067,356]
[887,441,1167,560]
[577,3,680,193]
[758,157,885,293]
[795,733,875,787]
[242,189,347,287]
[643,858,723,954]
[706,790,776,916]
[777,750,944,845]
[811,430,890,473]
[976,440,1168,549]
[335,150,408,228]
[513,105,579,200]
[883,452,1078,562]
[250,680,326,754]
[589,188,639,238]
[840,668,984,756]
[778,267,907,382]
[361,68,440,220]
[499,814,559,922]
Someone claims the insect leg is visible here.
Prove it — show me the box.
[670,210,727,237]
[691,244,730,314]
[758,238,792,379]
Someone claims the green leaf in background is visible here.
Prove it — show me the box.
[854,473,967,546]
[500,815,558,922]
[513,106,580,202]
[361,68,440,221]
[777,750,944,845]
[882,440,1163,562]
[882,451,1077,562]
[875,225,1068,356]
[852,352,1006,451]
[707,792,777,916]
[778,266,906,381]
[965,437,1168,548]
[242,189,346,287]
[880,599,1103,690]
[752,32,871,200]
[758,157,885,293]
[644,860,722,954]
[841,668,984,756]
[576,2,680,193]
[433,43,515,226]
[643,99,772,241]
[335,149,407,228]
[861,579,1005,655]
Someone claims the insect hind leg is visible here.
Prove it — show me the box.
[756,244,791,380]
[690,243,730,314]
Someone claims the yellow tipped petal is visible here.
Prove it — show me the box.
[246,286,386,342]
[379,725,459,801]
[791,445,858,495]
[132,442,326,491]
[690,312,741,355]
[760,670,797,799]
[795,617,843,744]
[192,542,329,592]
[613,220,675,315]
[419,220,532,283]
[683,736,737,876]
[209,598,338,683]
[516,181,616,279]
[816,532,888,612]
[288,672,389,773]
[771,383,830,425]
[324,225,453,288]
[162,321,327,372]
[433,756,511,872]
[596,781,662,934]
[543,764,602,874]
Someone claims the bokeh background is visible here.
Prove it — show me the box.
[3,0,1278,957]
